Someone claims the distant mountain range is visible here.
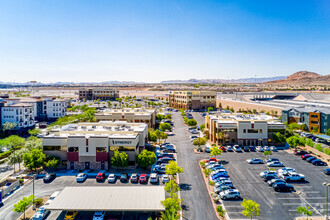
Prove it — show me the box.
[160,76,287,84]
[264,71,330,85]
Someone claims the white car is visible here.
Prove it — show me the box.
[93,211,106,220]
[267,161,284,167]
[206,163,221,169]
[259,170,277,178]
[107,174,116,183]
[76,173,87,182]
[162,174,170,183]
[279,172,305,182]
[32,206,50,220]
[247,158,263,164]
[220,189,240,200]
[270,146,278,152]
[278,167,296,174]
[150,173,159,183]
[205,161,217,167]
[256,146,264,152]
[264,146,270,151]
[216,180,233,188]
[211,169,227,176]
[215,178,231,187]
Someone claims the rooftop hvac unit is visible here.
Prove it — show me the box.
[81,126,87,129]
[92,125,96,129]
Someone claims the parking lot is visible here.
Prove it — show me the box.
[207,149,330,220]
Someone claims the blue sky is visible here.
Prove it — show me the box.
[0,0,329,83]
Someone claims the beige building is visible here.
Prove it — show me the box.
[79,87,119,101]
[169,90,216,110]
[95,108,156,128]
[42,121,148,170]
[205,113,285,146]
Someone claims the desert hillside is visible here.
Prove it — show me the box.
[264,71,330,85]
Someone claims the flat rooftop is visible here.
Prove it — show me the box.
[46,186,165,212]
[209,113,282,123]
[96,108,155,115]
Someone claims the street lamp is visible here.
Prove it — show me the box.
[32,174,36,210]
[323,182,330,220]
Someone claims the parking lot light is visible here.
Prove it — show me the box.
[323,182,330,220]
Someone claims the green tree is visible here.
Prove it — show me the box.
[136,150,156,168]
[326,129,330,136]
[199,124,205,132]
[165,161,184,179]
[230,107,235,112]
[12,195,34,220]
[46,158,59,169]
[2,122,17,136]
[296,206,313,220]
[218,102,222,109]
[111,150,128,167]
[286,136,300,149]
[159,123,172,132]
[216,205,226,217]
[203,168,212,177]
[306,139,314,147]
[193,137,207,152]
[28,128,41,136]
[186,119,197,126]
[241,199,260,220]
[164,114,172,120]
[207,107,214,112]
[3,135,26,149]
[160,131,168,143]
[107,101,112,108]
[315,143,323,152]
[264,150,272,159]
[311,126,318,134]
[164,180,180,196]
[7,149,25,172]
[22,148,46,171]
[25,138,42,150]
[161,195,181,219]
[156,114,164,121]
[210,145,222,160]
[272,132,286,144]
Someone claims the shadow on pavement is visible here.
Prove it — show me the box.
[180,183,192,191]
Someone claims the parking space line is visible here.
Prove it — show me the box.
[303,191,321,194]
[283,202,327,205]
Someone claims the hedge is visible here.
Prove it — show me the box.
[0,151,11,160]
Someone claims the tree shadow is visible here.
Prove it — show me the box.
[179,183,192,191]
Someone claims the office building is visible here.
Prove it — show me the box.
[95,108,156,128]
[42,121,148,170]
[79,87,119,101]
[169,90,216,110]
[205,113,285,146]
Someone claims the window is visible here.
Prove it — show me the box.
[248,129,259,133]
[311,115,318,118]
[311,121,318,124]
[86,147,89,152]
[243,129,246,133]
[68,147,78,152]
[260,129,263,133]
[96,147,106,152]
[43,146,62,151]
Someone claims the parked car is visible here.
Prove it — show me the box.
[64,211,78,220]
[264,146,270,151]
[259,170,277,178]
[216,180,233,188]
[220,189,240,200]
[150,173,159,183]
[162,174,170,183]
[273,183,294,192]
[247,158,263,164]
[306,156,317,163]
[76,173,87,182]
[211,169,227,176]
[32,206,50,220]
[263,174,277,182]
[130,173,139,183]
[301,154,313,160]
[279,172,305,182]
[120,173,129,182]
[205,146,211,153]
[267,161,284,167]
[163,148,176,153]
[96,172,106,182]
[211,172,229,180]
[157,153,174,159]
[256,146,264,152]
[278,167,296,174]
[214,185,235,194]
[249,146,256,151]
[313,160,327,166]
[234,145,243,152]
[205,158,217,163]
[243,146,250,152]
[107,174,116,183]
[270,146,278,152]
[93,211,106,220]
[43,173,56,183]
[205,161,217,167]
[266,158,279,163]
[220,146,227,152]
[207,164,224,170]
[294,150,308,155]
[267,178,286,186]
[324,168,330,175]
[157,157,174,164]
[139,174,148,184]
[227,146,234,152]
[154,164,166,174]
[214,178,231,187]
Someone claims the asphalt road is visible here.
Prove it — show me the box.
[169,112,218,220]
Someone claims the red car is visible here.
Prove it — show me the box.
[301,154,313,160]
[205,158,217,163]
[96,172,106,182]
[219,146,227,152]
[139,174,148,184]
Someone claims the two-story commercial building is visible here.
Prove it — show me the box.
[79,87,119,101]
[169,90,216,110]
[42,121,148,170]
[95,108,156,128]
[205,113,285,146]
[282,107,330,133]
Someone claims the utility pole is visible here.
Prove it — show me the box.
[33,174,35,210]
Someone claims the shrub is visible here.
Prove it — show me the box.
[33,198,43,206]
[199,161,206,168]
[216,205,226,217]
[209,181,215,186]
[324,148,330,156]
[0,151,12,160]
[19,178,24,185]
[315,144,323,152]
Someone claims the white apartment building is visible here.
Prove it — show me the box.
[42,121,148,170]
[45,98,69,120]
[1,103,35,130]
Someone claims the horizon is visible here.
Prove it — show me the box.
[1,1,330,82]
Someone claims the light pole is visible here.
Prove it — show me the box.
[33,174,36,210]
[323,182,330,220]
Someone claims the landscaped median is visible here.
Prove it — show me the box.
[198,160,227,220]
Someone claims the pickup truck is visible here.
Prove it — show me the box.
[279,172,305,182]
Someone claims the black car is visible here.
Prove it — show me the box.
[43,173,56,183]
[324,168,330,175]
[120,173,129,182]
[273,183,294,192]
[157,153,174,159]
[306,157,317,163]
[249,146,256,152]
[163,148,176,153]
[243,146,250,152]
[313,160,327,166]
[263,175,277,182]
[294,150,308,156]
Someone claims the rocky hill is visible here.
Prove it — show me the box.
[264,71,330,85]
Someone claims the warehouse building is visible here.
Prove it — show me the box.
[79,87,119,101]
